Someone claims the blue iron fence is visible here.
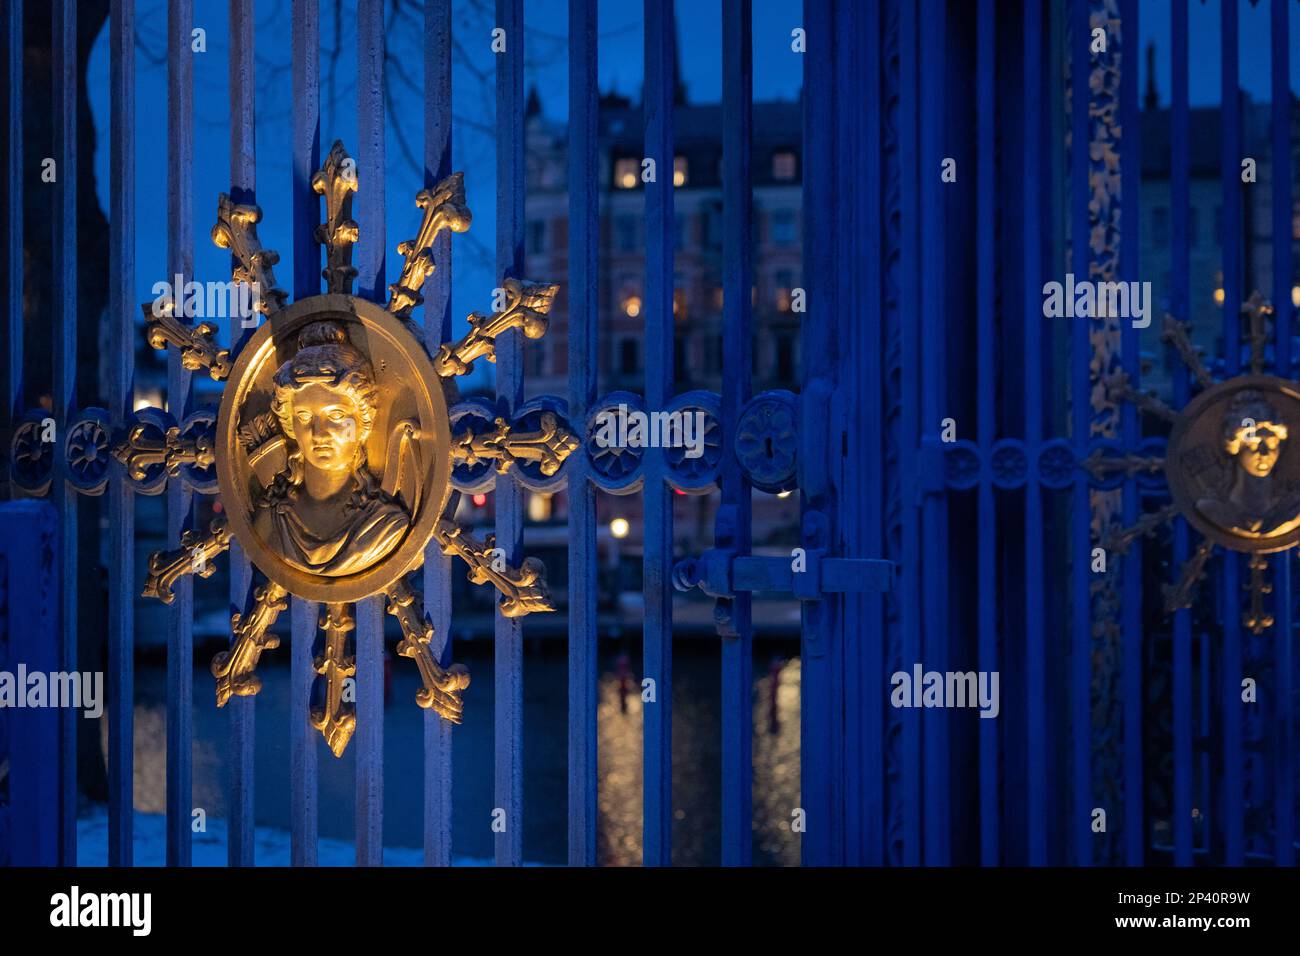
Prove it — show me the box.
[0,0,1297,868]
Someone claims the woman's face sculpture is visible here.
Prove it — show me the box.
[291,381,365,473]
[1227,419,1286,478]
[1223,393,1289,480]
[270,321,379,490]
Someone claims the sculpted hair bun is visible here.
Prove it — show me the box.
[296,320,349,350]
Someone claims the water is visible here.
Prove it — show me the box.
[112,639,802,866]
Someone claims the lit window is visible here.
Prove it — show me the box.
[673,288,687,319]
[673,156,688,187]
[1292,286,1300,309]
[623,294,642,317]
[528,494,552,522]
[615,157,639,189]
[772,150,797,180]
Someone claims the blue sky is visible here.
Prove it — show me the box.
[85,0,1296,395]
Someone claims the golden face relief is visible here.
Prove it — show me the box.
[1225,418,1287,478]
[289,382,364,473]
[1166,377,1300,553]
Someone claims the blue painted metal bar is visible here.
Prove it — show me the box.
[165,0,195,868]
[495,0,525,868]
[642,0,676,867]
[1119,0,1143,867]
[3,502,59,864]
[1170,0,1193,868]
[228,0,257,869]
[1219,0,1244,866]
[567,0,599,868]
[51,0,78,868]
[3,0,21,471]
[975,0,999,867]
[422,0,455,868]
[852,0,885,866]
[719,0,754,868]
[1269,0,1294,867]
[918,0,949,866]
[1022,0,1047,866]
[356,0,387,867]
[107,0,136,868]
[289,0,320,869]
[1069,0,1092,870]
[894,0,921,867]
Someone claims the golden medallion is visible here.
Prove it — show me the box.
[1166,374,1300,554]
[116,141,578,755]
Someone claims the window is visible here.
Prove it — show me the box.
[674,214,688,250]
[615,215,638,252]
[1151,207,1168,246]
[673,155,688,187]
[772,150,797,181]
[619,338,640,374]
[614,157,639,189]
[771,210,796,246]
[775,268,794,312]
[527,339,548,376]
[775,334,795,382]
[528,219,546,254]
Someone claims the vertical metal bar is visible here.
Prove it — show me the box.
[289,0,321,869]
[719,0,753,868]
[853,0,885,866]
[918,0,949,866]
[227,0,257,869]
[1170,0,1193,868]
[975,0,999,867]
[3,0,21,471]
[494,0,525,869]
[1069,0,1093,869]
[1219,0,1244,866]
[107,0,136,868]
[165,0,195,868]
[52,0,78,867]
[355,0,387,867]
[1269,0,1294,867]
[1118,0,1143,867]
[893,0,921,868]
[423,0,455,868]
[567,0,599,868]
[1022,0,1047,866]
[642,0,676,868]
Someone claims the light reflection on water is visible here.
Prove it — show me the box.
[112,644,801,865]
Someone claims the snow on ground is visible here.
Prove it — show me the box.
[76,804,507,866]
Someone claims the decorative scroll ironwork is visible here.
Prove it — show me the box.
[387,171,471,319]
[120,145,563,755]
[142,298,233,381]
[452,411,578,477]
[141,517,231,604]
[433,278,558,377]
[311,140,360,294]
[433,518,554,617]
[210,193,288,316]
[212,580,288,706]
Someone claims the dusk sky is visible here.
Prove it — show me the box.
[85,0,1298,395]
